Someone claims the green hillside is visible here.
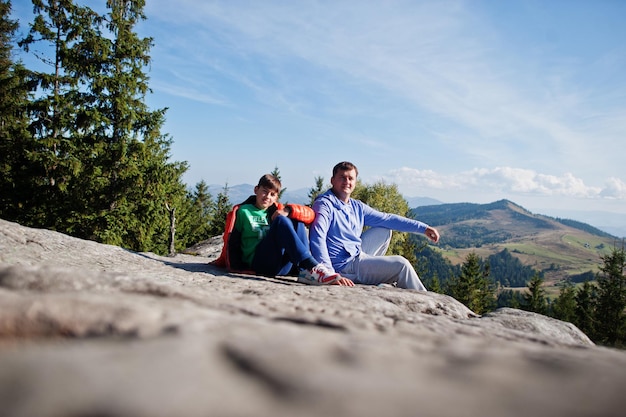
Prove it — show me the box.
[412,199,620,286]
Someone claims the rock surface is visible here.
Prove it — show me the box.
[0,218,625,417]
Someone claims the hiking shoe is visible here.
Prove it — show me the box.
[298,264,341,285]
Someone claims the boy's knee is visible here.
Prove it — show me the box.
[272,214,290,227]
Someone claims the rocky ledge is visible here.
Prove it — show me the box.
[0,218,624,417]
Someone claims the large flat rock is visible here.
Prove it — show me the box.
[0,219,624,417]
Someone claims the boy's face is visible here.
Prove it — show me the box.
[254,185,279,209]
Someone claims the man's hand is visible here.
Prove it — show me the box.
[332,276,355,286]
[425,226,440,243]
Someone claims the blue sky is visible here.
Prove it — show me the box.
[12,1,626,232]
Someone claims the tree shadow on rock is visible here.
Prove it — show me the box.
[136,252,296,285]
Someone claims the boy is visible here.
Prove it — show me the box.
[212,174,353,286]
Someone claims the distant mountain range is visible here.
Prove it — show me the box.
[207,183,444,208]
[412,199,620,285]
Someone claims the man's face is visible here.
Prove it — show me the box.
[330,168,357,199]
[254,185,279,209]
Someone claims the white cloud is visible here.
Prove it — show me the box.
[600,177,626,199]
[385,166,621,200]
[471,168,599,197]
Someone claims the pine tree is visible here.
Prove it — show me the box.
[17,0,99,228]
[270,166,285,200]
[552,281,577,323]
[522,273,547,315]
[308,175,325,206]
[426,272,443,294]
[0,0,33,221]
[86,0,189,252]
[574,280,596,339]
[496,289,523,309]
[447,252,495,314]
[593,245,626,347]
[178,180,214,247]
[207,183,231,236]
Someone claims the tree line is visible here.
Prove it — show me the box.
[549,246,625,348]
[416,245,540,288]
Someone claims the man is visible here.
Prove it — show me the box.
[309,161,440,290]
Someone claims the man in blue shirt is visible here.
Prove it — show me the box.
[309,161,440,290]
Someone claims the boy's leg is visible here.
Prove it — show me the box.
[294,220,310,248]
[252,215,312,276]
[361,227,392,256]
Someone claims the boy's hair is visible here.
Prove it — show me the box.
[257,174,282,192]
[332,161,359,177]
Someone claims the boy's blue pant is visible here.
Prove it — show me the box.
[252,215,311,276]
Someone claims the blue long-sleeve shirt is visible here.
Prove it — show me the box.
[309,190,429,272]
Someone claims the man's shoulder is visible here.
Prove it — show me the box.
[313,190,334,206]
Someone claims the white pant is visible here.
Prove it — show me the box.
[339,227,427,291]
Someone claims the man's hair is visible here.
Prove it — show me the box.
[257,174,282,192]
[332,161,358,177]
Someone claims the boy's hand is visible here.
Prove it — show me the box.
[271,208,290,220]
